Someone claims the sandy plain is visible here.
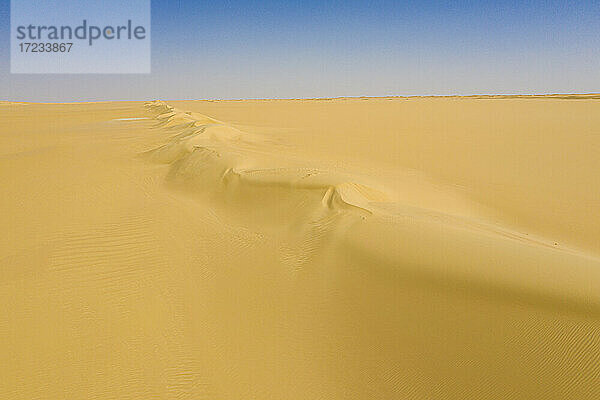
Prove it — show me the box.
[1,95,599,399]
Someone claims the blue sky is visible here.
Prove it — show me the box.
[0,0,598,101]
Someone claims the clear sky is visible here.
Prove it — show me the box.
[0,0,598,101]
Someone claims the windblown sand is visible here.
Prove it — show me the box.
[1,96,599,399]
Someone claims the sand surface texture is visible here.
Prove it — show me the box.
[1,96,599,399]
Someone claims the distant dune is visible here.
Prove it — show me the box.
[1,95,599,399]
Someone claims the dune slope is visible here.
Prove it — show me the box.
[1,96,599,399]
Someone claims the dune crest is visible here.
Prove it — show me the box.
[140,98,600,310]
[142,100,595,256]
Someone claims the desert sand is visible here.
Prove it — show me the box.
[1,95,599,399]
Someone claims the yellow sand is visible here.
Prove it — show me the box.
[1,95,599,399]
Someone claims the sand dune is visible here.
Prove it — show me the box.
[1,96,599,399]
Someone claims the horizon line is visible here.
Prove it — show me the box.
[2,92,600,104]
